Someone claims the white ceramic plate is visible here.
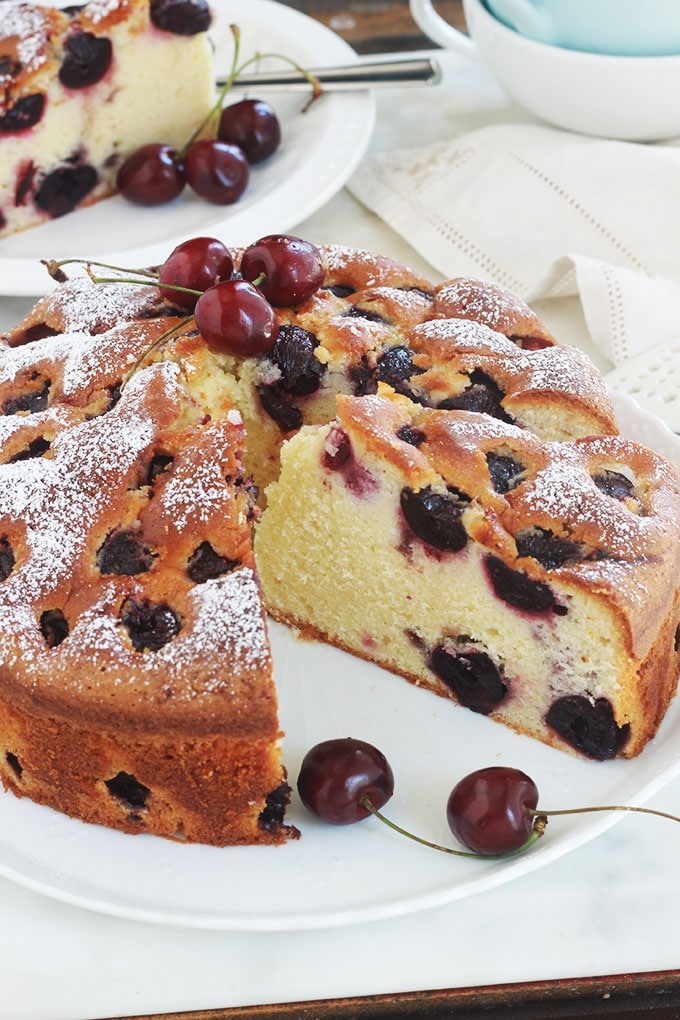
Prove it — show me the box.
[0,0,375,296]
[0,393,678,931]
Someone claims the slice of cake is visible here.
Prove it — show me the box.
[0,312,296,846]
[255,392,680,761]
[0,0,214,237]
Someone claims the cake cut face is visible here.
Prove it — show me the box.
[255,392,680,761]
[0,0,214,237]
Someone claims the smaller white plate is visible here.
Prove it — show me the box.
[0,0,375,296]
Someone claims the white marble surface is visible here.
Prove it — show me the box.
[1,44,680,1020]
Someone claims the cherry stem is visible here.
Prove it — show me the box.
[87,272,162,289]
[86,272,202,301]
[180,24,243,154]
[179,25,323,156]
[530,804,680,825]
[42,257,159,284]
[44,257,205,302]
[43,252,204,303]
[120,316,193,389]
[359,795,547,860]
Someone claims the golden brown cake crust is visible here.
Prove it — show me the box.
[406,318,617,437]
[0,3,66,100]
[432,277,557,348]
[0,302,294,845]
[0,386,276,735]
[2,278,167,346]
[0,699,288,846]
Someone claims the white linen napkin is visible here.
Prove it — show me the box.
[347,123,680,369]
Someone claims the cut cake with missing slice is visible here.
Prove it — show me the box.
[1,244,680,849]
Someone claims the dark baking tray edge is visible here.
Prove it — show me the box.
[120,969,680,1020]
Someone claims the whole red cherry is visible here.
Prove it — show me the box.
[297,737,395,825]
[446,766,539,855]
[194,279,277,357]
[240,234,325,307]
[116,143,185,205]
[158,237,234,311]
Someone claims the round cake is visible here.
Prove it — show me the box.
[1,241,679,847]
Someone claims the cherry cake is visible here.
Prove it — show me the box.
[0,0,214,237]
[1,244,679,846]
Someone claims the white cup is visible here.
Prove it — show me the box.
[409,0,680,141]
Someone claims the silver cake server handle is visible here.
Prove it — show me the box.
[218,57,442,92]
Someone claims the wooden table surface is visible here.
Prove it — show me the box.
[280,0,465,53]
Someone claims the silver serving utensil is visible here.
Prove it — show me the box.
[218,57,442,92]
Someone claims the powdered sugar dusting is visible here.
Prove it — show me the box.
[434,278,535,332]
[515,442,666,567]
[58,569,269,697]
[575,558,648,608]
[321,244,427,289]
[32,277,160,334]
[0,403,71,445]
[413,316,510,353]
[0,367,169,608]
[158,570,270,682]
[322,245,381,280]
[159,455,234,531]
[412,317,610,403]
[0,3,49,84]
[84,0,124,25]
[0,324,271,724]
[521,450,587,520]
[0,317,170,400]
[514,345,604,396]
[435,407,527,446]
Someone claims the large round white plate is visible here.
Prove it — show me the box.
[0,394,678,931]
[0,0,375,296]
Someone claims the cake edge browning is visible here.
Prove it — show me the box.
[0,698,294,846]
